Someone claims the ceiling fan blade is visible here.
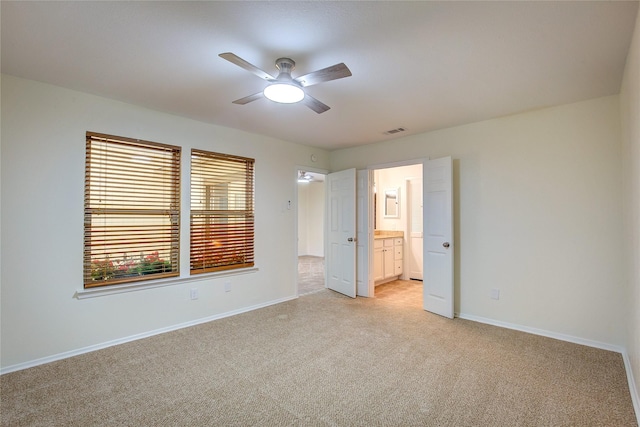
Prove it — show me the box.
[295,63,352,87]
[302,94,330,114]
[219,52,276,81]
[232,92,264,105]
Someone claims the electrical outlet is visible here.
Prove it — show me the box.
[224,281,231,292]
[490,289,500,300]
[190,288,199,300]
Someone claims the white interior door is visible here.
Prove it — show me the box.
[356,170,372,297]
[326,168,357,298]
[408,177,423,280]
[423,157,454,318]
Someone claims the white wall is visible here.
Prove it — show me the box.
[306,182,325,257]
[332,95,625,347]
[297,181,324,257]
[0,75,330,369]
[620,6,640,413]
[297,182,309,254]
[374,164,421,231]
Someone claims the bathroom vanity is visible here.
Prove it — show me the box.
[373,231,403,285]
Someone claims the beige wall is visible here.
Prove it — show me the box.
[374,164,422,232]
[297,181,324,257]
[297,182,309,254]
[332,95,625,347]
[0,75,330,370]
[620,5,640,414]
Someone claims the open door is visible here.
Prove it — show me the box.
[356,170,372,297]
[326,168,357,298]
[423,157,454,318]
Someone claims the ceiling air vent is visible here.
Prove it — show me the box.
[384,127,406,135]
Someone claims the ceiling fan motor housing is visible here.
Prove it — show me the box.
[275,58,295,72]
[275,58,296,83]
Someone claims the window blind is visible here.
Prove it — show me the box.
[84,132,181,288]
[190,149,255,274]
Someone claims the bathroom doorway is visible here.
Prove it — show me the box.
[297,170,326,295]
[372,163,423,300]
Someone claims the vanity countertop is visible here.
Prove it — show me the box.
[374,231,404,240]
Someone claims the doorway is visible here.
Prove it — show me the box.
[372,163,423,300]
[297,170,326,295]
[321,157,453,317]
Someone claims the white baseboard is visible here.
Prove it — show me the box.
[457,312,639,423]
[622,349,640,423]
[457,312,624,352]
[1,295,297,375]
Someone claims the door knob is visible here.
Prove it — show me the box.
[443,242,450,248]
[348,237,356,242]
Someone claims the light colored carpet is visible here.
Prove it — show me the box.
[298,256,325,295]
[1,287,637,426]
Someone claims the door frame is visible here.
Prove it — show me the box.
[294,165,328,297]
[406,176,424,281]
[366,158,427,298]
[356,169,373,297]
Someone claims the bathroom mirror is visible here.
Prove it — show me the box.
[384,187,399,218]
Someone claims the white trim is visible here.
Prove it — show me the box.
[622,349,640,424]
[295,164,328,177]
[367,168,375,298]
[368,158,428,171]
[75,267,259,299]
[1,293,294,375]
[457,312,624,352]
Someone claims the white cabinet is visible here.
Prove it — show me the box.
[373,240,385,282]
[374,237,403,285]
[393,238,403,277]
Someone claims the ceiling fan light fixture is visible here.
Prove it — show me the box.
[263,83,305,104]
[298,171,313,183]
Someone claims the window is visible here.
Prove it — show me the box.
[190,149,255,274]
[84,132,181,288]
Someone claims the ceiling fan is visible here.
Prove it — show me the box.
[298,171,313,182]
[219,52,352,114]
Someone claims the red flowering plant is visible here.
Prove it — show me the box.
[90,251,172,282]
[90,259,115,281]
[136,251,173,275]
[112,257,138,278]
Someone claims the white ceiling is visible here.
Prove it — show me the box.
[2,1,638,151]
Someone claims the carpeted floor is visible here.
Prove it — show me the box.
[1,287,637,426]
[298,256,325,295]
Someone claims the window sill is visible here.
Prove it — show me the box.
[74,267,259,299]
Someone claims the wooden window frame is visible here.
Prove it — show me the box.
[190,149,255,274]
[84,132,181,288]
